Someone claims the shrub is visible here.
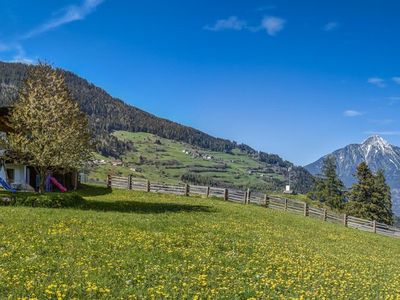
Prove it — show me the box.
[8,192,84,208]
[181,172,220,186]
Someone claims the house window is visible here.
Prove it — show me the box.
[6,169,15,183]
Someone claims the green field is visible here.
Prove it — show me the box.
[1,186,399,299]
[89,131,286,191]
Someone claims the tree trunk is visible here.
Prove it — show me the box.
[39,167,46,193]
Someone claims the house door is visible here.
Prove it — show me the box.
[27,167,38,191]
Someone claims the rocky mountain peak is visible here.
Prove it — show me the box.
[362,135,390,149]
[360,135,396,161]
[305,136,400,215]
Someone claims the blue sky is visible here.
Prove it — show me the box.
[1,0,400,165]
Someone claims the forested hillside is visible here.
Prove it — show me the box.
[0,62,235,154]
[0,61,314,193]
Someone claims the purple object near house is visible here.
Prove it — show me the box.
[45,175,52,192]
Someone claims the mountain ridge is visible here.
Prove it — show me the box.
[0,61,314,193]
[305,135,400,215]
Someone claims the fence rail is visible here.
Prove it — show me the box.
[107,175,400,239]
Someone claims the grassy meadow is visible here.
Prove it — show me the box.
[1,186,400,299]
[89,131,285,190]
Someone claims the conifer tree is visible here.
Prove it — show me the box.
[308,156,345,209]
[347,163,393,225]
[6,63,92,192]
[372,170,393,225]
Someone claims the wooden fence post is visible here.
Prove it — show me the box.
[323,209,327,221]
[246,188,251,204]
[206,186,210,198]
[146,180,151,192]
[107,174,112,188]
[284,198,288,211]
[264,194,269,208]
[343,214,348,227]
[303,203,308,217]
[373,220,377,233]
[243,190,247,204]
[224,189,228,201]
[128,174,133,190]
[185,184,190,197]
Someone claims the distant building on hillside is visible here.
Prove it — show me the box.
[111,160,123,166]
[284,185,294,194]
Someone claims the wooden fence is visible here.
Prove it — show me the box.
[108,175,400,239]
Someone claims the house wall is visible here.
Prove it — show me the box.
[5,164,26,185]
[2,163,77,191]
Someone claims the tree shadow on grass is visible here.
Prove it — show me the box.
[77,184,112,197]
[81,200,215,214]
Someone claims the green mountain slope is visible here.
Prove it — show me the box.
[0,61,314,193]
[90,131,290,191]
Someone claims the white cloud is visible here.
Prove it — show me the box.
[10,45,35,64]
[204,16,246,31]
[12,45,35,65]
[364,131,400,136]
[0,42,34,64]
[205,15,286,36]
[368,77,386,88]
[323,22,339,31]
[23,0,105,39]
[0,1,104,63]
[392,77,400,85]
[343,110,363,117]
[261,16,286,36]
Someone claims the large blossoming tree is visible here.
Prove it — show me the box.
[6,62,92,192]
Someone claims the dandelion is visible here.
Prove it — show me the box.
[0,188,399,298]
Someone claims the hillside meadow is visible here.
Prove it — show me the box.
[89,131,285,190]
[0,186,400,299]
